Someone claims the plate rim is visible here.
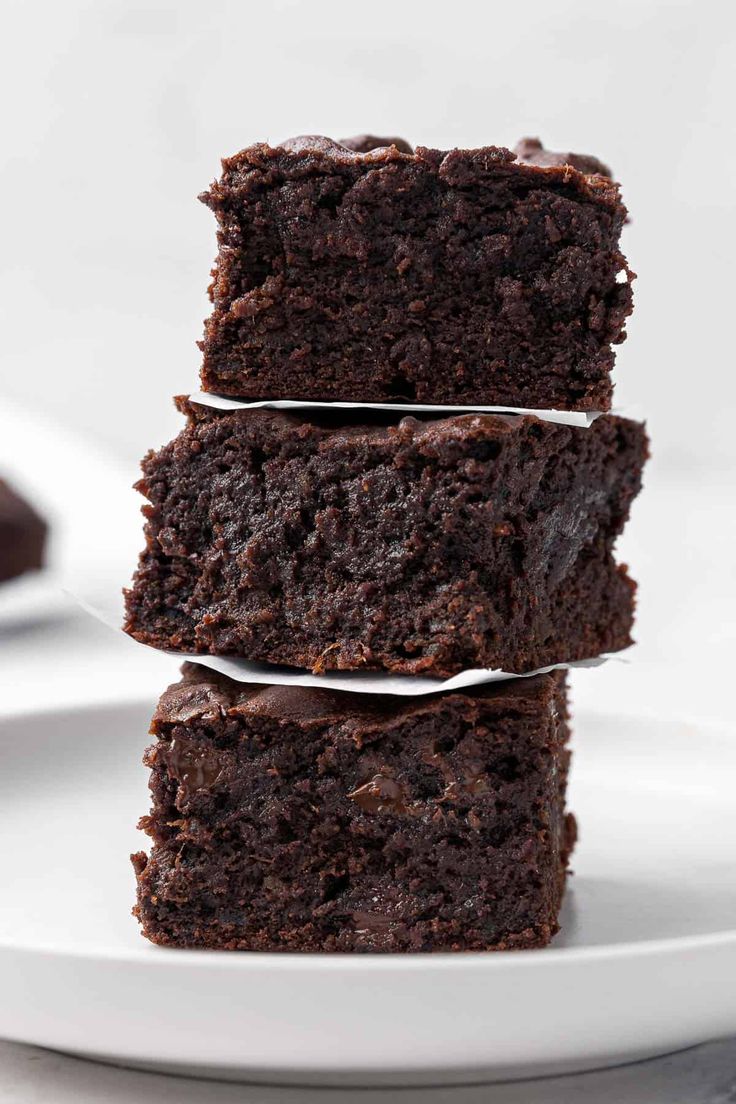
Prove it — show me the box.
[3,925,736,970]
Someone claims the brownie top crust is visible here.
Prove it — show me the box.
[156,663,565,730]
[333,134,612,178]
[200,135,624,213]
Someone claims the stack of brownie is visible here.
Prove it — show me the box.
[125,135,647,952]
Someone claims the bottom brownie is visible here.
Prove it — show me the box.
[133,664,576,952]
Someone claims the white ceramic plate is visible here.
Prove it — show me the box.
[0,702,735,1086]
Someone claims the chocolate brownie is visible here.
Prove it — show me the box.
[132,664,575,952]
[0,477,47,584]
[124,402,647,677]
[198,135,632,410]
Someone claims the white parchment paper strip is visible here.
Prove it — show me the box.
[187,391,611,429]
[147,649,620,695]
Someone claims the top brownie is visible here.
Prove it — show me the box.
[199,135,632,411]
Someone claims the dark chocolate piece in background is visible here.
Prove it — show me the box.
[0,477,47,584]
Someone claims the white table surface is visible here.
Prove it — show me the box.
[1,413,734,1100]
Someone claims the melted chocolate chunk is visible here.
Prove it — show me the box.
[351,910,399,931]
[163,736,222,795]
[514,136,612,179]
[347,772,416,816]
[338,134,414,154]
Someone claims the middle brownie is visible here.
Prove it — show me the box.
[124,402,647,677]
